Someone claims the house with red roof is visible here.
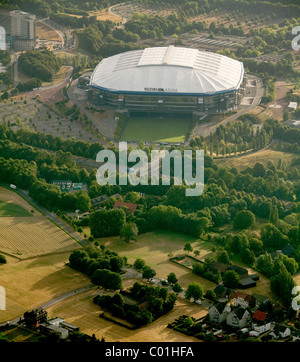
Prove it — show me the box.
[251,310,271,335]
[113,201,137,214]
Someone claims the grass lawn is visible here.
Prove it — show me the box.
[0,200,32,217]
[1,326,40,342]
[216,149,297,170]
[121,116,191,142]
[0,186,42,216]
[0,252,90,323]
[95,230,217,291]
[46,282,206,342]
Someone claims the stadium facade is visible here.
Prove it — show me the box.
[88,46,245,114]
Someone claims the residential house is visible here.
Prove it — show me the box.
[288,101,297,112]
[90,194,109,208]
[292,330,300,342]
[269,324,291,340]
[113,201,137,214]
[252,293,270,308]
[208,302,231,324]
[230,291,256,309]
[213,285,235,300]
[282,243,294,258]
[251,310,271,335]
[226,307,251,329]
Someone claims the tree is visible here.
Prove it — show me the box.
[216,249,230,265]
[172,283,183,293]
[253,162,266,177]
[185,282,204,301]
[260,223,288,250]
[133,258,146,271]
[256,252,274,277]
[205,290,216,300]
[120,222,138,242]
[240,248,255,265]
[167,272,178,285]
[270,261,296,307]
[0,254,6,264]
[142,266,156,280]
[91,269,122,290]
[89,208,126,237]
[194,250,200,257]
[222,270,240,288]
[269,205,279,225]
[233,210,256,229]
[184,243,193,254]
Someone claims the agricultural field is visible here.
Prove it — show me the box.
[0,186,80,259]
[0,252,90,323]
[121,116,192,143]
[0,187,40,216]
[0,201,32,217]
[0,216,81,259]
[46,279,206,342]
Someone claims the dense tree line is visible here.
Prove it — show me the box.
[6,0,123,17]
[18,49,61,82]
[16,79,42,93]
[89,208,126,237]
[0,123,106,159]
[69,246,125,290]
[94,293,153,327]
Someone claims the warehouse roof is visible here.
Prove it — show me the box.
[89,46,244,96]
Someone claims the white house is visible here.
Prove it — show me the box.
[226,307,251,329]
[269,324,291,340]
[293,330,300,342]
[252,322,271,335]
[208,302,231,324]
[288,102,297,111]
[230,292,256,309]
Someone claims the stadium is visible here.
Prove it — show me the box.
[88,45,245,114]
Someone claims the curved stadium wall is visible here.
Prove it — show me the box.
[88,46,245,114]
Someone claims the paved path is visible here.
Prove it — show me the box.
[0,284,95,327]
[193,74,264,140]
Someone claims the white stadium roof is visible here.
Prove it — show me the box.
[89,46,244,95]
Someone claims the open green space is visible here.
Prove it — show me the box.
[120,116,191,142]
[0,201,32,217]
[95,230,217,290]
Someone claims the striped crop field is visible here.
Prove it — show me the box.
[0,216,80,259]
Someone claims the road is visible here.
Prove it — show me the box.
[0,284,95,327]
